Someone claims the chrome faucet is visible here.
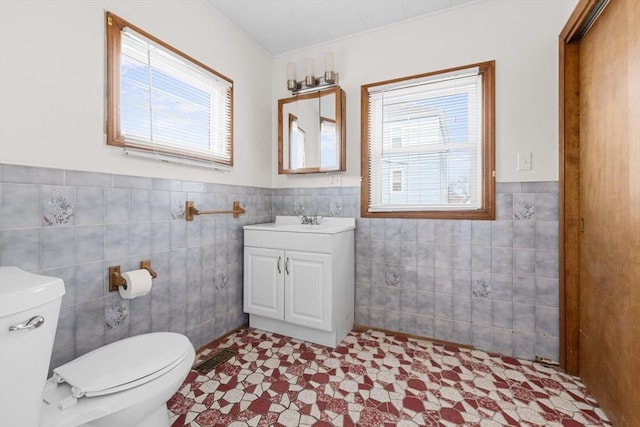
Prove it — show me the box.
[299,215,322,225]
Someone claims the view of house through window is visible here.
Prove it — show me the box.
[320,117,337,169]
[106,12,234,167]
[361,61,495,219]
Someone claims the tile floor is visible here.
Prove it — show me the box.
[168,327,611,426]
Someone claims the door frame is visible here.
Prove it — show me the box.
[558,0,610,374]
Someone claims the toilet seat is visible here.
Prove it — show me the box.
[40,333,195,427]
[49,333,192,400]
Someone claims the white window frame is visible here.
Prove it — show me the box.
[106,12,234,168]
[361,61,495,220]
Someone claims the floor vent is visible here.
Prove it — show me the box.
[194,348,237,374]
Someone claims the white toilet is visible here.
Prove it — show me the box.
[0,266,196,427]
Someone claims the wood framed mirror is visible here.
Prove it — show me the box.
[278,86,346,174]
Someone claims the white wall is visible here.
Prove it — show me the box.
[272,0,578,187]
[0,0,272,187]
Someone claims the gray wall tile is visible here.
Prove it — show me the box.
[492,301,513,329]
[105,189,130,224]
[416,314,434,337]
[472,298,492,326]
[497,182,522,193]
[42,227,75,269]
[535,306,559,336]
[0,229,41,270]
[130,189,151,223]
[1,183,41,228]
[75,262,105,303]
[535,221,558,249]
[514,249,535,276]
[2,164,63,185]
[66,171,112,188]
[535,193,558,221]
[536,334,559,362]
[452,269,471,296]
[491,273,513,301]
[75,226,105,264]
[42,186,75,226]
[513,332,536,360]
[104,224,129,260]
[434,268,452,294]
[513,276,535,304]
[471,246,491,272]
[492,221,513,247]
[513,222,535,248]
[513,193,535,221]
[113,175,151,190]
[417,221,435,243]
[75,188,105,225]
[453,296,471,322]
[535,249,559,279]
[495,193,513,220]
[492,328,513,355]
[535,278,559,307]
[491,247,513,274]
[522,181,558,193]
[471,221,491,245]
[472,325,492,352]
[513,303,535,333]
[416,291,434,316]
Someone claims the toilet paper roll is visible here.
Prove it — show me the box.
[119,269,153,299]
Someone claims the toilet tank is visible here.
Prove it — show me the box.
[0,267,65,427]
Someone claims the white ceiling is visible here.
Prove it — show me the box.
[206,0,478,56]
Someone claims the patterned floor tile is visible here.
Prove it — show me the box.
[168,327,611,427]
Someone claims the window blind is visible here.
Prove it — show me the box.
[118,27,233,166]
[366,69,483,212]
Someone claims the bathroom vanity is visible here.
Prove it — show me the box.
[243,216,355,347]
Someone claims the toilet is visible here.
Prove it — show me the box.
[0,267,196,427]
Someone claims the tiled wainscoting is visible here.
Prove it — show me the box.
[0,163,271,372]
[0,163,559,373]
[273,182,560,362]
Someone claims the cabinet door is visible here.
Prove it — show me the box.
[244,247,284,320]
[284,251,332,331]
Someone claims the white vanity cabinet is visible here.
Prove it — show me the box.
[243,216,355,347]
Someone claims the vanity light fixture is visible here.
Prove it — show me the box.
[287,52,339,95]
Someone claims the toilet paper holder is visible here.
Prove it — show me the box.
[109,260,157,292]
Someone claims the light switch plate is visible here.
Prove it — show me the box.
[518,152,532,171]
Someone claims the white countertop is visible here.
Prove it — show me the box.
[244,216,356,234]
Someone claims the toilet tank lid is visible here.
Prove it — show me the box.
[0,267,65,317]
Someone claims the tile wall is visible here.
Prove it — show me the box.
[273,182,560,362]
[0,163,271,372]
[0,163,560,370]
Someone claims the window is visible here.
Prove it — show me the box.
[361,61,495,219]
[391,169,404,193]
[289,114,306,169]
[106,12,233,167]
[320,117,337,169]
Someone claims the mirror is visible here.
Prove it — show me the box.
[278,86,346,174]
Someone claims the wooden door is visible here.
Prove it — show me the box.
[560,0,640,425]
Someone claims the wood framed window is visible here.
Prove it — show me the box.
[361,61,495,219]
[106,12,233,168]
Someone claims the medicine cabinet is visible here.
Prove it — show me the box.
[278,87,346,174]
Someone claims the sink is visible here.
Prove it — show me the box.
[243,216,355,234]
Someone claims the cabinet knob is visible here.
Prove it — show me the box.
[285,257,290,275]
[277,256,282,274]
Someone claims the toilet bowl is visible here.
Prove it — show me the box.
[0,267,196,427]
